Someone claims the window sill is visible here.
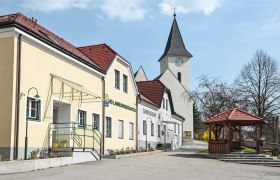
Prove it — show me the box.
[118,137,124,139]
[105,136,112,138]
[129,138,134,140]
[27,118,41,122]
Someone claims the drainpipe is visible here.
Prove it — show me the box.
[101,77,105,156]
[14,34,22,160]
[135,94,140,149]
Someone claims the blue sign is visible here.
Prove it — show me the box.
[105,94,109,107]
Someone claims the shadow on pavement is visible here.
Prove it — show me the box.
[168,153,209,159]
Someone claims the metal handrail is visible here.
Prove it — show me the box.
[49,122,102,158]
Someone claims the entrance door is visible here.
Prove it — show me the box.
[52,107,59,142]
[53,107,59,124]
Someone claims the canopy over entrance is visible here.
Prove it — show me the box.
[51,74,102,103]
[203,108,265,154]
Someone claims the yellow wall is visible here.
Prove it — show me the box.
[0,31,137,158]
[0,37,16,156]
[15,36,103,158]
[104,58,137,151]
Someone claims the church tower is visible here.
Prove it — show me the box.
[158,13,192,90]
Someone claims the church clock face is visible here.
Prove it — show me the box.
[175,57,184,67]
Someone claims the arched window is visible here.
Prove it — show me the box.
[178,72,181,82]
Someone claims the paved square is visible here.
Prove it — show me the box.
[0,151,279,180]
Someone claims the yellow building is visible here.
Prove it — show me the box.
[79,44,138,152]
[0,13,137,160]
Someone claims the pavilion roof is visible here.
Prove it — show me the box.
[203,108,264,125]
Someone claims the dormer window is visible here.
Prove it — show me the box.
[166,99,168,111]
[162,98,165,109]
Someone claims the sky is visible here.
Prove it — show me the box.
[1,0,280,90]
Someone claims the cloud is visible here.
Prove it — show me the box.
[99,0,146,22]
[261,15,280,34]
[159,0,221,16]
[19,0,91,12]
[18,0,146,22]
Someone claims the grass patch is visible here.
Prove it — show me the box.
[243,147,256,153]
[265,152,280,159]
[197,149,209,155]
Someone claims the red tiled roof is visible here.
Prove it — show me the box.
[136,80,165,108]
[79,44,117,71]
[204,108,264,125]
[0,13,103,72]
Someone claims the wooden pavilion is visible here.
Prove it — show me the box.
[203,108,266,154]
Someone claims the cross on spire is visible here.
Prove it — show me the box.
[173,7,176,17]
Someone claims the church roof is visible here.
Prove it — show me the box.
[158,16,192,61]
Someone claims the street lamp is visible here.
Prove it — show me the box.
[24,87,40,160]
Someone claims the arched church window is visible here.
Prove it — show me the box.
[178,72,181,82]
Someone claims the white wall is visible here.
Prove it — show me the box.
[137,103,159,149]
[159,70,193,141]
[137,91,184,149]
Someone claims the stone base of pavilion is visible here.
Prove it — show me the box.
[203,108,266,154]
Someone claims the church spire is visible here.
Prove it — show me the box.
[158,14,192,61]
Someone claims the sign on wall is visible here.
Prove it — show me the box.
[105,94,110,107]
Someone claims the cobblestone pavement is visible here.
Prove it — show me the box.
[0,151,279,180]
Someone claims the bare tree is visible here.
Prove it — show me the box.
[193,75,236,119]
[234,49,280,118]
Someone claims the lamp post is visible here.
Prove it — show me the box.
[24,87,40,160]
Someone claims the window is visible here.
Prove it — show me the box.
[26,97,41,120]
[178,72,181,82]
[115,70,120,89]
[158,125,161,137]
[174,124,177,133]
[78,110,87,127]
[118,120,124,139]
[106,117,112,137]
[151,123,154,136]
[129,122,134,140]
[162,98,165,109]
[92,113,100,130]
[166,99,168,111]
[123,74,128,93]
[178,124,180,134]
[143,120,147,135]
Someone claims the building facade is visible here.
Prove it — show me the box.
[0,13,138,160]
[76,44,138,153]
[0,13,106,160]
[136,80,184,150]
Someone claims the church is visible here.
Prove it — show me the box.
[135,13,194,147]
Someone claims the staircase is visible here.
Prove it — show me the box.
[216,153,280,167]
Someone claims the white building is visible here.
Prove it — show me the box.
[136,80,184,150]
